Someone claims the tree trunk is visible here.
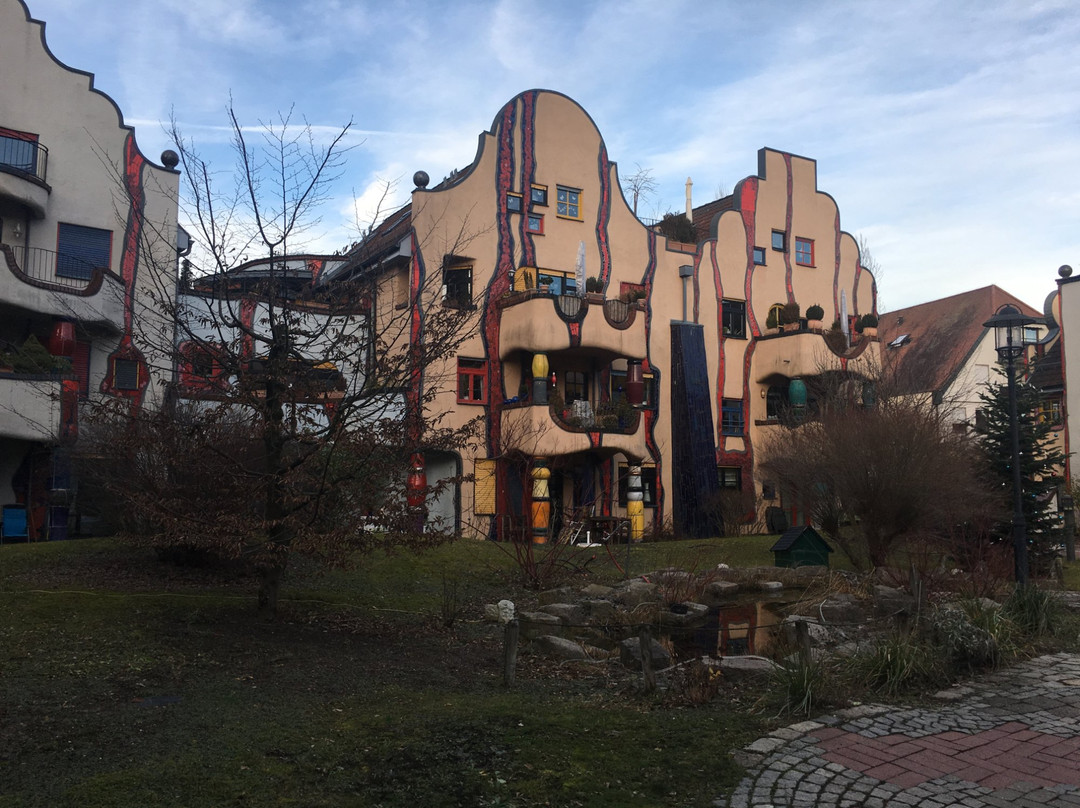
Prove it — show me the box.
[258,563,283,616]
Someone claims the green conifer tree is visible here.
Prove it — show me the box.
[974,361,1065,571]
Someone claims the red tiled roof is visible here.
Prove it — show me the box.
[879,285,1042,396]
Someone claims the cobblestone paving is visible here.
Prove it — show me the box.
[716,653,1080,808]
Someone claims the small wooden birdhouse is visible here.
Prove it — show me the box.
[770,525,833,568]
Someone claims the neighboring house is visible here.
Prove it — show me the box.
[878,286,1044,433]
[331,90,879,540]
[1041,266,1078,485]
[0,0,180,538]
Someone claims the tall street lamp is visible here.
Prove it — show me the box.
[983,303,1039,586]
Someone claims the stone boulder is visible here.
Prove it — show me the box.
[533,635,589,661]
[657,601,710,628]
[580,583,615,598]
[701,580,739,606]
[518,611,564,639]
[537,587,575,606]
[612,579,658,607]
[819,593,868,626]
[538,603,587,625]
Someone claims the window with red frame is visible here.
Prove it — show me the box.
[179,341,226,391]
[457,358,487,404]
[795,237,814,266]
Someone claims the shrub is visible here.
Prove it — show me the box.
[931,605,1004,673]
[656,212,696,243]
[1003,584,1061,638]
[585,276,603,293]
[805,304,825,321]
[768,654,828,716]
[850,632,941,697]
[781,302,800,325]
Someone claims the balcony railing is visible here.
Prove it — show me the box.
[550,398,641,434]
[0,133,48,184]
[0,244,106,296]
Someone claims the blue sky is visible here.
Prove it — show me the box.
[21,0,1080,311]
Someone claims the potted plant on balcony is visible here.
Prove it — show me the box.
[824,322,848,353]
[781,302,801,331]
[2,335,70,374]
[805,304,825,331]
[856,313,878,338]
[585,276,604,304]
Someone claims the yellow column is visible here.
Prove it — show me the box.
[627,465,645,542]
[531,352,549,405]
[531,458,551,544]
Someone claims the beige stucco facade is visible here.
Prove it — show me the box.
[0,0,180,535]
[352,90,879,539]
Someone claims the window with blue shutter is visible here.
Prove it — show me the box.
[113,359,140,390]
[56,223,111,280]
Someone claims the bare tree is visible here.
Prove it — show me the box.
[78,105,481,614]
[758,354,997,570]
[624,163,657,217]
[857,233,883,309]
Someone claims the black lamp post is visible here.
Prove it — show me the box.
[983,304,1039,586]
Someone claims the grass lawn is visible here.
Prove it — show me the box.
[0,537,777,807]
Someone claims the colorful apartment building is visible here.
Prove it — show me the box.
[0,0,180,538]
[337,90,879,540]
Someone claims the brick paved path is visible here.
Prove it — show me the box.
[717,653,1080,808]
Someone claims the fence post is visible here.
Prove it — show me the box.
[503,618,519,687]
[794,619,812,666]
[639,624,656,693]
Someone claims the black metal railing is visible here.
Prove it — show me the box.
[1,245,100,292]
[0,133,48,184]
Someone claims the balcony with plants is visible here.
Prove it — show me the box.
[497,270,647,361]
[0,335,77,442]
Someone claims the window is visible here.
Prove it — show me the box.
[721,398,744,436]
[564,370,589,404]
[57,223,111,280]
[113,358,140,391]
[1024,325,1040,344]
[0,128,41,177]
[618,465,657,508]
[1039,397,1063,426]
[457,359,487,404]
[506,192,523,213]
[556,186,582,220]
[526,213,544,234]
[722,299,746,339]
[179,341,226,391]
[766,385,786,420]
[530,185,548,206]
[771,230,786,252]
[443,265,472,308]
[767,303,785,329]
[752,246,766,265]
[537,269,575,294]
[718,466,742,490]
[795,237,814,266]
